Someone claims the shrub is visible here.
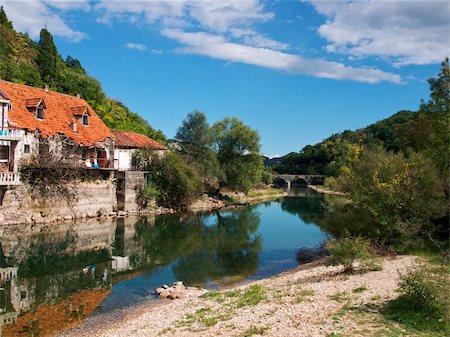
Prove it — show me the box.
[146,152,202,210]
[332,147,447,250]
[397,267,448,316]
[384,265,449,334]
[137,181,159,208]
[260,169,273,186]
[325,235,381,273]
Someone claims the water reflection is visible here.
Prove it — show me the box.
[0,189,334,336]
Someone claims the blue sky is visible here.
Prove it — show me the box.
[1,1,449,157]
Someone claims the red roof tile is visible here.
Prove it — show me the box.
[0,80,114,147]
[71,106,90,116]
[113,130,165,150]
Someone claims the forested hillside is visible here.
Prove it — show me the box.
[0,7,165,143]
[272,61,448,178]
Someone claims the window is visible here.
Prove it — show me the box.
[0,146,8,162]
[82,114,89,126]
[24,144,30,154]
[20,291,27,300]
[36,106,45,119]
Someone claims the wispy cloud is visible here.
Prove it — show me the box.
[126,43,148,52]
[309,0,449,66]
[1,0,88,41]
[162,29,402,84]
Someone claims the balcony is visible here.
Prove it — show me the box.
[0,128,24,141]
[0,172,21,185]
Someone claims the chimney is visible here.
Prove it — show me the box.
[76,93,80,98]
[44,85,49,92]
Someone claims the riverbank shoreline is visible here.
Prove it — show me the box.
[0,187,287,227]
[307,185,346,196]
[59,255,417,337]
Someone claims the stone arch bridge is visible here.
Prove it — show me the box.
[272,174,326,189]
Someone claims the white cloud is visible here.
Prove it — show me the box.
[44,0,90,12]
[126,42,148,51]
[1,0,88,41]
[161,29,402,84]
[310,0,449,66]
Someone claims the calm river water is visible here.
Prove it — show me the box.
[0,188,335,336]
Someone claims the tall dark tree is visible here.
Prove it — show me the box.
[175,111,222,190]
[175,110,212,147]
[417,58,450,173]
[0,6,13,29]
[37,28,59,84]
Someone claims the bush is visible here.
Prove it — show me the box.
[325,235,381,273]
[397,267,448,316]
[260,169,273,186]
[137,181,159,209]
[333,147,447,250]
[384,265,449,334]
[146,152,202,210]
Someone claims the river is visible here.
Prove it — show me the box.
[0,188,336,336]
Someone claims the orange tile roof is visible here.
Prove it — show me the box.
[113,130,165,150]
[0,80,114,147]
[71,106,90,116]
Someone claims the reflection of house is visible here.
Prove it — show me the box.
[0,80,115,185]
[113,130,166,171]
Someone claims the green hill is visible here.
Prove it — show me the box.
[0,6,165,143]
[272,59,449,176]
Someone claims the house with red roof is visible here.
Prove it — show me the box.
[0,80,115,185]
[112,130,166,171]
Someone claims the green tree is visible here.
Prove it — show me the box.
[330,147,447,249]
[212,117,263,193]
[416,58,450,173]
[145,151,202,210]
[0,6,12,30]
[175,111,222,190]
[176,110,212,146]
[37,28,60,85]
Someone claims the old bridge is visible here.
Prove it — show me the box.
[272,174,326,190]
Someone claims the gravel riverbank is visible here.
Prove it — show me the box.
[59,255,417,337]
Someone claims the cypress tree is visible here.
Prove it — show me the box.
[37,28,58,85]
[0,6,13,30]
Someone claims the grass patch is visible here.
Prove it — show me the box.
[236,284,265,308]
[380,251,449,337]
[329,291,351,303]
[352,286,368,293]
[295,288,315,303]
[241,325,269,336]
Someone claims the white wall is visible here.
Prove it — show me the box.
[114,148,134,171]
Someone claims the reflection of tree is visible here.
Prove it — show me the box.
[132,207,262,287]
[132,214,205,271]
[172,207,262,286]
[280,195,328,225]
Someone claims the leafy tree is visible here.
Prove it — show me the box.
[175,111,222,189]
[176,110,212,147]
[330,147,447,249]
[212,117,263,193]
[37,28,60,84]
[416,58,449,173]
[145,151,202,210]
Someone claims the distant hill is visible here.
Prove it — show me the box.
[272,109,423,175]
[0,6,165,143]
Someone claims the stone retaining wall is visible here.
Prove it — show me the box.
[0,178,118,225]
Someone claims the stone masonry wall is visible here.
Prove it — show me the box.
[0,179,117,225]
